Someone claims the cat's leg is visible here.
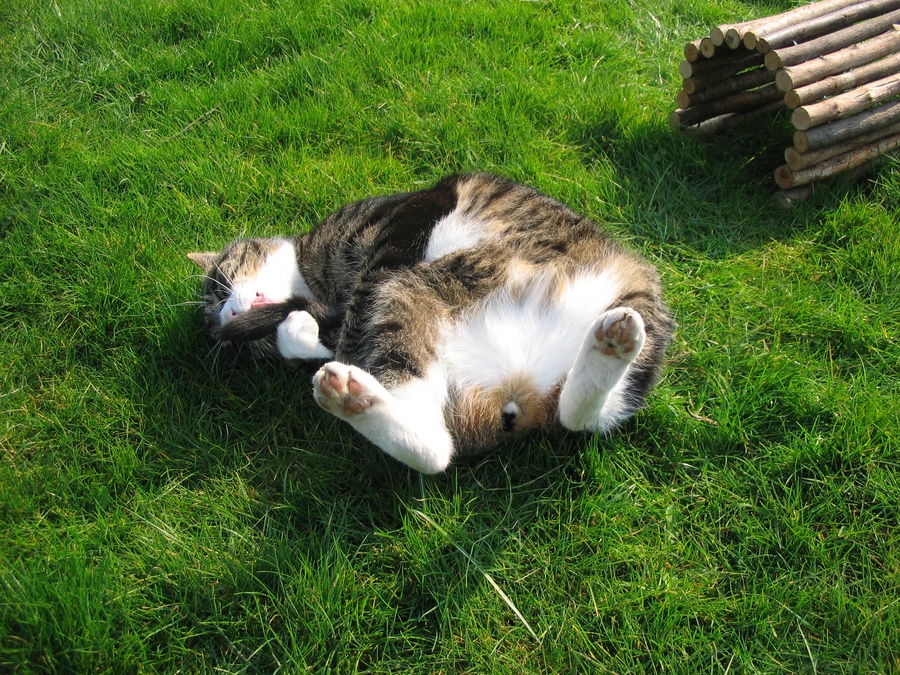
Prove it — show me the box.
[277,310,334,360]
[312,361,454,474]
[558,306,646,432]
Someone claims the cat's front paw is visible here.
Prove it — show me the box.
[313,362,382,417]
[592,307,646,361]
[277,311,332,360]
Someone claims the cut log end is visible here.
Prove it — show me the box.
[785,147,804,171]
[684,41,701,62]
[725,28,745,49]
[669,109,686,131]
[784,89,802,109]
[776,69,796,92]
[700,37,716,58]
[775,165,796,189]
[764,51,782,70]
[743,31,760,50]
[792,107,813,131]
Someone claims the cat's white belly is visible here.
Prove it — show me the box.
[440,269,622,393]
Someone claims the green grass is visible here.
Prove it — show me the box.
[1,0,898,671]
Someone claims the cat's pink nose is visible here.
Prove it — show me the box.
[251,292,274,307]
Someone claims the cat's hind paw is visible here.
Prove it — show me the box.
[559,307,647,431]
[313,362,383,418]
[592,307,645,361]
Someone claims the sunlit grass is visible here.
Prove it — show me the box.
[1,0,897,671]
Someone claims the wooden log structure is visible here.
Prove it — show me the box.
[672,0,900,202]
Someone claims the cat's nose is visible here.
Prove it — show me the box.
[251,291,274,307]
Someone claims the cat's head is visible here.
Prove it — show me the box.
[188,237,307,349]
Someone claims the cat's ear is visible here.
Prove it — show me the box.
[187,251,217,270]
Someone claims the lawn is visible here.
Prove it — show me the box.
[1,0,897,672]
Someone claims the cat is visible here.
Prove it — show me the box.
[189,173,674,474]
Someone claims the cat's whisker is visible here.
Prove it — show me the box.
[211,261,233,285]
[212,277,232,293]
[214,342,231,377]
[204,340,221,364]
[227,343,245,371]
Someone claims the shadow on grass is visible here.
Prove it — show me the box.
[131,303,625,651]
[134,300,855,661]
[568,109,873,258]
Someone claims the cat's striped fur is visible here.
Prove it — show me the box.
[190,173,673,473]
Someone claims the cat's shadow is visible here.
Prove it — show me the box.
[136,306,621,639]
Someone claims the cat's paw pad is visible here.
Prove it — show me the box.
[593,307,645,360]
[313,362,380,417]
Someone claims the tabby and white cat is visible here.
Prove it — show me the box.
[189,173,673,474]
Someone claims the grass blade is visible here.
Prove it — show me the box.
[409,508,541,644]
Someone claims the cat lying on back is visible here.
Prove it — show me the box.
[189,173,674,474]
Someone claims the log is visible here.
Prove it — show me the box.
[683,70,732,94]
[725,26,751,49]
[785,120,900,169]
[685,39,702,62]
[793,97,900,151]
[676,67,775,108]
[671,84,783,128]
[764,9,900,70]
[682,100,785,135]
[679,49,761,78]
[774,131,900,187]
[792,73,900,130]
[710,21,756,46]
[700,37,717,58]
[776,27,900,92]
[783,51,900,108]
[682,54,766,94]
[741,0,864,49]
[755,0,900,53]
